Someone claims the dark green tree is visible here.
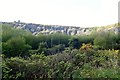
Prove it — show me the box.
[38,42,47,55]
[2,36,31,57]
[68,37,80,49]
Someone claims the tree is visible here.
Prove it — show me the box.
[94,31,116,50]
[2,24,31,42]
[94,36,107,49]
[2,36,31,57]
[38,42,47,55]
[68,37,80,49]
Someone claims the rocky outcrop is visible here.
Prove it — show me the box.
[2,21,119,36]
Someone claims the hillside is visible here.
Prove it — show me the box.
[1,22,120,79]
[1,21,120,36]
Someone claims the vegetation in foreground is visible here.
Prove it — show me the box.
[1,24,120,79]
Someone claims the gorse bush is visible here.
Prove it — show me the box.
[80,43,93,51]
[2,49,120,79]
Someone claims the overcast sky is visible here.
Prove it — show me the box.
[0,0,119,27]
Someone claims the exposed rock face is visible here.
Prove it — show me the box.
[1,21,119,36]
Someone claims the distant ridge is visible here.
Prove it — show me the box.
[1,21,120,36]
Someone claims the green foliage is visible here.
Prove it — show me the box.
[94,31,117,49]
[2,49,120,79]
[46,44,65,55]
[2,23,120,79]
[77,35,94,45]
[51,33,70,47]
[68,37,80,49]
[72,69,82,79]
[2,36,31,57]
[94,36,107,49]
[2,24,31,42]
[38,42,47,55]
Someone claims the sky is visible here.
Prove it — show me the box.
[0,0,119,27]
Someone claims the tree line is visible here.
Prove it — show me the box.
[1,24,120,57]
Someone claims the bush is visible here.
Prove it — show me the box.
[2,49,120,79]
